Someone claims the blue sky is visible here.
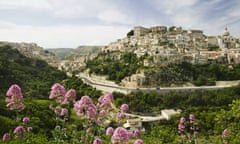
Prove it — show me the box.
[0,0,239,48]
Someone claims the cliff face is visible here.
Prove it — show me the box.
[0,41,60,67]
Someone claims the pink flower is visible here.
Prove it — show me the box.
[106,127,114,135]
[116,112,125,121]
[98,94,114,110]
[5,84,25,110]
[86,104,97,118]
[104,93,114,102]
[222,129,229,137]
[74,96,95,117]
[13,126,25,135]
[134,139,144,144]
[120,104,129,113]
[133,129,141,137]
[178,123,185,133]
[99,110,107,116]
[60,108,68,116]
[96,117,103,124]
[93,137,102,144]
[64,89,76,102]
[98,95,104,103]
[27,127,33,132]
[22,117,30,124]
[49,83,66,100]
[180,117,186,124]
[80,95,93,105]
[111,127,130,144]
[189,114,195,123]
[2,133,10,141]
[61,98,69,105]
[6,84,23,98]
[128,131,133,137]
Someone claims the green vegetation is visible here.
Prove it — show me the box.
[113,85,240,143]
[114,86,240,112]
[48,46,102,60]
[0,45,102,138]
[1,45,240,143]
[127,30,134,37]
[0,45,67,99]
[86,52,144,83]
[168,26,176,32]
[144,62,240,86]
[87,50,240,86]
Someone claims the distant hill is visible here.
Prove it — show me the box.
[48,46,102,60]
[0,41,60,67]
[47,48,75,59]
[0,45,67,99]
[75,46,102,54]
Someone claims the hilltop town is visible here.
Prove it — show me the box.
[102,26,240,65]
[85,26,240,88]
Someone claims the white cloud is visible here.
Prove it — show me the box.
[0,0,51,10]
[0,0,240,47]
[97,9,133,24]
[0,23,130,48]
[153,0,198,14]
[46,0,98,18]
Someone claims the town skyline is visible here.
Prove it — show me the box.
[0,0,240,48]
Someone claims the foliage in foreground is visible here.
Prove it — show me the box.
[1,84,143,144]
[1,82,240,143]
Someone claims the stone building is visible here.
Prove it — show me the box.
[218,28,236,49]
[150,26,167,34]
[121,71,146,88]
[206,36,219,48]
[134,26,149,37]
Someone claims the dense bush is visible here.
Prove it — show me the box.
[86,52,144,83]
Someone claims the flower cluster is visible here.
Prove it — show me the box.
[134,139,144,144]
[49,83,77,105]
[2,117,33,141]
[106,127,143,144]
[178,114,198,144]
[74,95,97,118]
[97,93,114,111]
[14,126,26,136]
[5,84,25,110]
[222,128,230,144]
[3,83,143,144]
[93,137,102,144]
[49,83,77,123]
[2,133,10,142]
[111,127,130,143]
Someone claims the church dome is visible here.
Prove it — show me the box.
[223,27,230,37]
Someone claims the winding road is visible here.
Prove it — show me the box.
[77,73,240,94]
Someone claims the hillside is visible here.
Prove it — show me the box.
[48,46,102,74]
[0,41,60,67]
[47,48,74,59]
[48,45,102,60]
[0,44,240,143]
[85,25,240,88]
[0,45,67,99]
